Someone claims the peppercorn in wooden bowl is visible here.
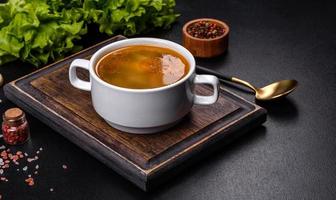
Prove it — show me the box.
[182,18,229,58]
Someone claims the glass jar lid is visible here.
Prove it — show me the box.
[3,108,25,122]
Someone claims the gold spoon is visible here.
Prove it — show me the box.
[196,66,298,101]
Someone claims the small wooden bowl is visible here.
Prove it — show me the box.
[182,18,230,58]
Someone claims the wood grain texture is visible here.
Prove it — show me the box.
[30,65,239,168]
[4,35,267,191]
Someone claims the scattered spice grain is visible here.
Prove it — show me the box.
[0,143,70,197]
[25,177,34,186]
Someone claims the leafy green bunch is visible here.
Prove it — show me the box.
[0,0,178,66]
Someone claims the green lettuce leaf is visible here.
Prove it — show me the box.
[0,0,178,67]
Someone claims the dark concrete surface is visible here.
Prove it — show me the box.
[0,0,336,199]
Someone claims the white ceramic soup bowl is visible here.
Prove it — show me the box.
[69,38,219,134]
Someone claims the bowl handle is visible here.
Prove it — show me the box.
[69,59,91,91]
[193,75,219,105]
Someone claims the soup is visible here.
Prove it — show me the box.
[96,45,189,89]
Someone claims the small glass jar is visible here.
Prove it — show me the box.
[2,108,30,145]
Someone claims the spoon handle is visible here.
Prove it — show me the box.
[196,65,257,92]
[196,65,232,81]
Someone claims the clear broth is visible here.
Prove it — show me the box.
[96,45,189,89]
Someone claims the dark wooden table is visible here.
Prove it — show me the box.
[1,0,336,199]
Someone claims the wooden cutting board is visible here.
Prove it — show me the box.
[4,35,266,191]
